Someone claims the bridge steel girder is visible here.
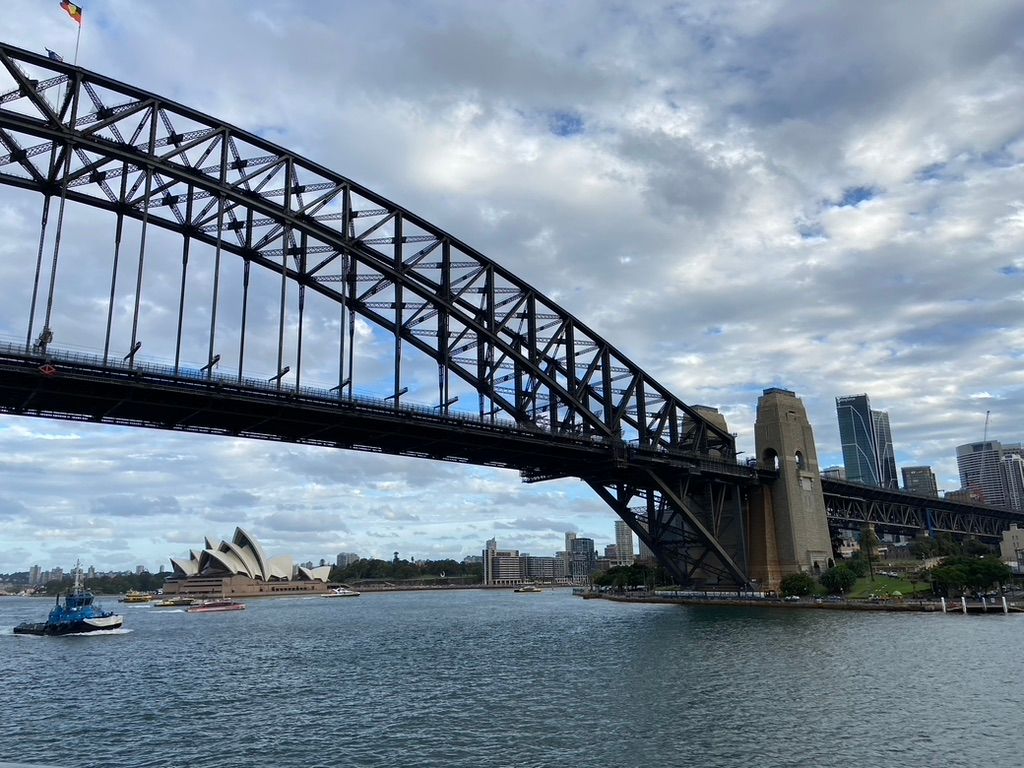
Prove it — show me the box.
[821,478,1024,541]
[587,472,751,588]
[0,43,753,587]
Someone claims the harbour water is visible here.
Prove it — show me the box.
[1,588,1020,767]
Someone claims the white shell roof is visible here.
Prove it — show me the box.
[169,528,315,582]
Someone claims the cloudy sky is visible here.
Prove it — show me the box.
[0,0,1022,574]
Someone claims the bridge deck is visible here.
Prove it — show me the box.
[0,343,764,488]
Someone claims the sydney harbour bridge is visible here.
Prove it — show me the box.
[0,43,1018,588]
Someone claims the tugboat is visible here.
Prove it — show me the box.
[13,562,124,636]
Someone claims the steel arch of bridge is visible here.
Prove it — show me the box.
[0,42,751,587]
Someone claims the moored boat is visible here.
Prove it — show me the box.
[186,598,246,613]
[13,563,124,636]
[322,587,360,598]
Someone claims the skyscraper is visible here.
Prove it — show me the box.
[1003,454,1024,511]
[614,520,635,566]
[956,441,1006,507]
[872,410,898,488]
[836,394,898,488]
[563,532,576,576]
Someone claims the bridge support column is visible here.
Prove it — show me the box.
[746,485,782,591]
[752,387,834,589]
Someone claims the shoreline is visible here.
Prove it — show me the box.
[580,591,1024,614]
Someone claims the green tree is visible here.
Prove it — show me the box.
[845,555,869,578]
[593,563,664,590]
[963,538,992,557]
[779,572,816,597]
[928,556,1010,596]
[909,538,936,559]
[819,565,857,595]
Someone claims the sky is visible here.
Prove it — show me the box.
[0,0,1022,574]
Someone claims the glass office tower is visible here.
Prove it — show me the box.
[836,394,898,488]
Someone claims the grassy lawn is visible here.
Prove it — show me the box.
[844,575,928,600]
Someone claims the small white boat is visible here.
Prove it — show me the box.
[323,587,360,598]
[514,584,543,593]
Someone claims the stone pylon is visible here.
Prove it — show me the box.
[749,388,834,590]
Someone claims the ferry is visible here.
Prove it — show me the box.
[186,598,246,613]
[13,563,124,636]
[120,591,154,603]
[151,596,199,608]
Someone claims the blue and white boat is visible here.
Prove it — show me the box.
[13,563,123,636]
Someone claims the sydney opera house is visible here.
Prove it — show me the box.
[163,527,333,597]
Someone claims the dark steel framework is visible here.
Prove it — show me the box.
[0,42,762,587]
[821,478,1024,541]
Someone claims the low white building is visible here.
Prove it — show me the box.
[1000,524,1024,568]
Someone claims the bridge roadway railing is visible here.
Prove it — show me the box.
[0,340,760,485]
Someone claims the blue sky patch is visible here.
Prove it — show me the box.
[548,111,584,137]
[835,186,876,207]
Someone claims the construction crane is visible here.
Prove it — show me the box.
[978,410,991,503]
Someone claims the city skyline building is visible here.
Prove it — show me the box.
[483,538,524,585]
[335,552,360,568]
[1001,453,1024,511]
[836,393,898,488]
[569,537,596,582]
[956,441,1008,508]
[901,466,939,497]
[614,520,635,566]
[872,410,898,488]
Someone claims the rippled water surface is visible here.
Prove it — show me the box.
[1,590,1020,767]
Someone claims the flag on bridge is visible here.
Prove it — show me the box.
[60,1,83,25]
[45,48,64,62]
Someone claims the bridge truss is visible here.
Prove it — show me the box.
[822,478,1024,541]
[0,42,759,587]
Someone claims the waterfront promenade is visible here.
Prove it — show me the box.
[577,589,1024,614]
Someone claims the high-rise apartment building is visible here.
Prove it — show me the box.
[901,466,938,497]
[1001,453,1024,511]
[563,532,576,576]
[836,394,898,488]
[956,441,1007,508]
[569,537,596,582]
[614,520,635,566]
[335,552,360,568]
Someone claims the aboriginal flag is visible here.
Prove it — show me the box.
[60,1,83,25]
